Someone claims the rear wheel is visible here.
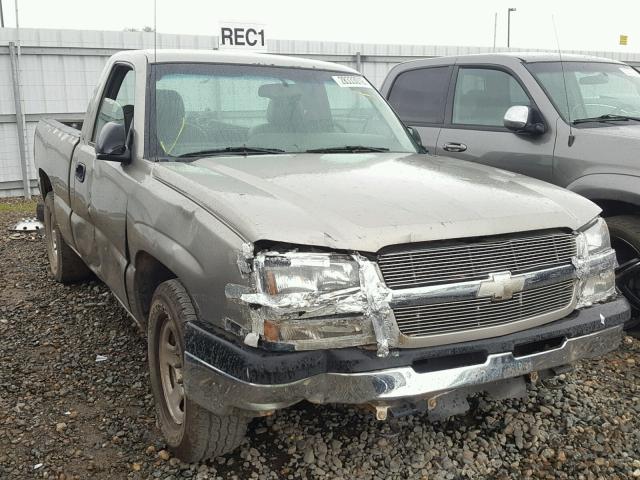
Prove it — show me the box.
[148,279,248,462]
[43,193,91,283]
[607,215,640,324]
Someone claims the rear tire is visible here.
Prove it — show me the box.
[148,279,248,462]
[36,202,45,222]
[43,193,91,283]
[607,215,640,325]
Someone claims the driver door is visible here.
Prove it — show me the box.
[437,66,556,183]
[71,64,135,304]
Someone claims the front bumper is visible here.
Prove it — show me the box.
[184,297,629,415]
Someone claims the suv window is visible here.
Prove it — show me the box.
[93,67,135,142]
[452,68,530,126]
[387,67,451,124]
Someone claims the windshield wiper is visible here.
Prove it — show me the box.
[572,114,640,124]
[176,146,286,158]
[305,145,390,153]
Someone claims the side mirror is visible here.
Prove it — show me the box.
[96,121,131,163]
[406,126,428,153]
[503,105,546,135]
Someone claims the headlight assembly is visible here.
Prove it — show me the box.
[257,252,360,296]
[578,217,611,255]
[250,251,379,349]
[575,218,617,308]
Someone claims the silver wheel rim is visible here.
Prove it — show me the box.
[158,314,185,425]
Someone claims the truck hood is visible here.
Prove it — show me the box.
[153,153,600,252]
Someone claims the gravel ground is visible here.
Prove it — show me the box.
[1,198,640,480]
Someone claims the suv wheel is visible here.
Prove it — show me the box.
[148,279,248,462]
[607,215,640,320]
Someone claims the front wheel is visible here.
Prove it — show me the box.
[607,215,640,319]
[148,279,248,462]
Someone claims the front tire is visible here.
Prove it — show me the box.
[607,215,640,319]
[43,193,91,283]
[148,279,248,462]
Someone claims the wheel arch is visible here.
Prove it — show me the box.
[128,250,178,328]
[125,222,206,328]
[39,168,53,197]
[565,174,640,217]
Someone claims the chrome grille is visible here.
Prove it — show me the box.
[394,280,575,337]
[378,232,576,290]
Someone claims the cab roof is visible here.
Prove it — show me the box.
[490,51,623,64]
[113,49,359,73]
[391,52,623,70]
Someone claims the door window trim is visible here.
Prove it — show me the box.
[444,64,544,132]
[386,65,454,127]
[89,61,136,146]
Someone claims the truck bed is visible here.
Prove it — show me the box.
[34,118,82,208]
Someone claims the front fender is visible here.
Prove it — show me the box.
[566,174,640,209]
[125,178,252,334]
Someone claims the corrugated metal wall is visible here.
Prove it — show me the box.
[3,27,640,197]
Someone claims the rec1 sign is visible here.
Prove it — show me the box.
[219,22,266,51]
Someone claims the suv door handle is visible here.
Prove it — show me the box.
[442,142,467,153]
[75,162,86,182]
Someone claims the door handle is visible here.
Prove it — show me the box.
[75,162,86,182]
[442,142,467,153]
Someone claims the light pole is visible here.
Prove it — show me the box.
[507,8,516,48]
[493,12,497,51]
[0,0,4,28]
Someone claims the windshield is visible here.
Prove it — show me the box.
[527,61,640,124]
[150,63,417,159]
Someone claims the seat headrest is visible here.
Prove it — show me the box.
[156,89,185,120]
[266,97,304,127]
[259,83,302,99]
[155,89,185,148]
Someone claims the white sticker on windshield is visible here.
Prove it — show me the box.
[620,66,640,77]
[332,75,372,88]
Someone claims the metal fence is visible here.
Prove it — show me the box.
[4,27,640,197]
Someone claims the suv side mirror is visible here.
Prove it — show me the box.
[96,121,132,163]
[406,126,428,153]
[503,105,546,135]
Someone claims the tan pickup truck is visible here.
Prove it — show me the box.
[35,49,629,461]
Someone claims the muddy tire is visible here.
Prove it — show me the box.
[607,215,640,322]
[148,279,248,462]
[36,202,45,222]
[43,193,91,283]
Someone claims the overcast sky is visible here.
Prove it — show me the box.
[1,0,639,53]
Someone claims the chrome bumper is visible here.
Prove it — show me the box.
[184,324,623,415]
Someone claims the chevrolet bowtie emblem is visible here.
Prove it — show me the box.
[477,272,525,301]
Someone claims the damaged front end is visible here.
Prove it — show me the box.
[226,245,394,356]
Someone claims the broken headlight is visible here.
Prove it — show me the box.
[252,252,377,347]
[257,252,360,295]
[575,217,617,308]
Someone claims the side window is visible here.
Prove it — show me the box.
[452,68,530,126]
[387,66,451,124]
[92,67,135,143]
